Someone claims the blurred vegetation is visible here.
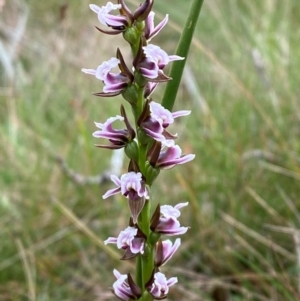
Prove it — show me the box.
[1,0,300,300]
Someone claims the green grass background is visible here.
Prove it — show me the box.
[1,0,300,300]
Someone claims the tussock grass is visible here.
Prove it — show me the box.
[1,0,300,300]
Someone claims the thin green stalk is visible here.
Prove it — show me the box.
[138,200,154,300]
[161,0,205,111]
[142,246,154,285]
[136,255,143,288]
[138,200,151,237]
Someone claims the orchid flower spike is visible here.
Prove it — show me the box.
[83,0,193,298]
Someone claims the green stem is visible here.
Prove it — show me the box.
[142,246,154,285]
[136,255,143,289]
[139,199,151,237]
[161,0,205,111]
[132,77,154,297]
[137,200,154,300]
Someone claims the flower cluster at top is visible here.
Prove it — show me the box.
[82,0,195,300]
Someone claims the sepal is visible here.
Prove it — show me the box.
[128,159,141,173]
[128,197,146,224]
[148,141,162,167]
[137,99,151,125]
[155,238,181,267]
[120,248,139,260]
[150,204,161,232]
[120,105,135,140]
[117,48,134,82]
[93,91,122,97]
[118,0,134,23]
[133,0,154,22]
[95,25,124,35]
[127,273,142,298]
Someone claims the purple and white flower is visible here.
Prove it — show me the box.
[143,44,184,69]
[103,172,149,200]
[144,82,158,98]
[138,59,161,80]
[155,203,189,236]
[140,101,190,142]
[155,238,181,267]
[138,44,184,80]
[93,115,130,149]
[156,140,195,169]
[149,272,177,298]
[102,73,129,93]
[105,226,145,255]
[161,202,189,219]
[156,217,189,236]
[82,57,120,81]
[90,2,129,28]
[150,101,190,128]
[112,270,136,301]
[145,12,169,41]
[82,57,129,95]
[140,115,175,142]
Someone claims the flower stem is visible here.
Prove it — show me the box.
[137,200,154,299]
[136,255,143,289]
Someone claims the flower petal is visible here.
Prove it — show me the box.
[104,237,118,245]
[81,68,96,75]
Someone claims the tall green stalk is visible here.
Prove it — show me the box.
[162,0,205,111]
